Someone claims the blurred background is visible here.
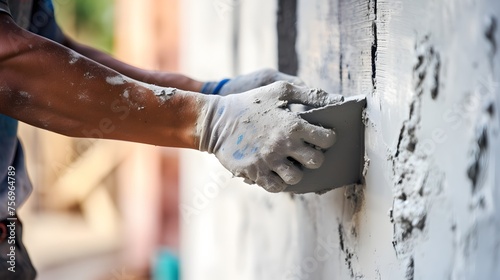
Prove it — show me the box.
[18,0,182,279]
[14,0,500,279]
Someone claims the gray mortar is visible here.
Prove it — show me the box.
[485,15,498,68]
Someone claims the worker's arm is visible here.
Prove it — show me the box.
[61,36,305,95]
[0,14,340,191]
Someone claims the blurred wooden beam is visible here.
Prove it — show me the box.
[44,140,131,209]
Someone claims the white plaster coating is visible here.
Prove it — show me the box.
[182,0,500,279]
[362,155,370,177]
[83,72,94,79]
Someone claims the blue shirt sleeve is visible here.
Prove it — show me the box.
[28,0,65,44]
[0,115,33,220]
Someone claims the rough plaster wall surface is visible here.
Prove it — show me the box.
[180,1,289,280]
[180,0,500,279]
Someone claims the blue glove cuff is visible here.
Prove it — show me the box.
[201,79,231,95]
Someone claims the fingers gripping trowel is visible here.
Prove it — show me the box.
[284,95,366,194]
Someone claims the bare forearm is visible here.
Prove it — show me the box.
[0,15,206,149]
[63,37,203,92]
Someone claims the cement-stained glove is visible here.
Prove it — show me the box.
[197,81,343,192]
[200,68,305,95]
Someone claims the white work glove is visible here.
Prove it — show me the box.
[197,81,343,192]
[200,68,305,96]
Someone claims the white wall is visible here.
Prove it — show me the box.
[180,0,500,279]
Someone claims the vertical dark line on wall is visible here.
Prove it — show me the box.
[371,0,378,89]
[339,53,344,95]
[338,0,343,95]
[277,0,298,75]
[232,2,241,75]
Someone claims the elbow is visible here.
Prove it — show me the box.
[0,14,39,64]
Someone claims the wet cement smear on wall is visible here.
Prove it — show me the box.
[389,35,445,279]
[180,1,500,279]
[464,77,497,213]
[337,220,363,279]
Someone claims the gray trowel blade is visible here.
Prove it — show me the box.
[284,95,366,194]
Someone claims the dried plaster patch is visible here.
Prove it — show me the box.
[389,35,445,280]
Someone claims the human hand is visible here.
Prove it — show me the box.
[200,68,305,96]
[196,81,343,192]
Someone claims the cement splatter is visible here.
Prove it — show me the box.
[405,257,414,280]
[338,223,345,252]
[412,36,441,101]
[19,91,30,98]
[345,184,364,214]
[106,75,176,103]
[77,92,90,101]
[338,217,364,279]
[466,76,496,193]
[153,87,176,101]
[106,76,128,86]
[467,126,488,192]
[361,108,369,126]
[484,16,497,58]
[362,155,370,177]
[390,35,445,275]
[68,50,80,65]
[122,89,130,99]
[277,0,298,75]
[431,54,440,99]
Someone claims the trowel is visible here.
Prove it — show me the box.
[285,95,366,194]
